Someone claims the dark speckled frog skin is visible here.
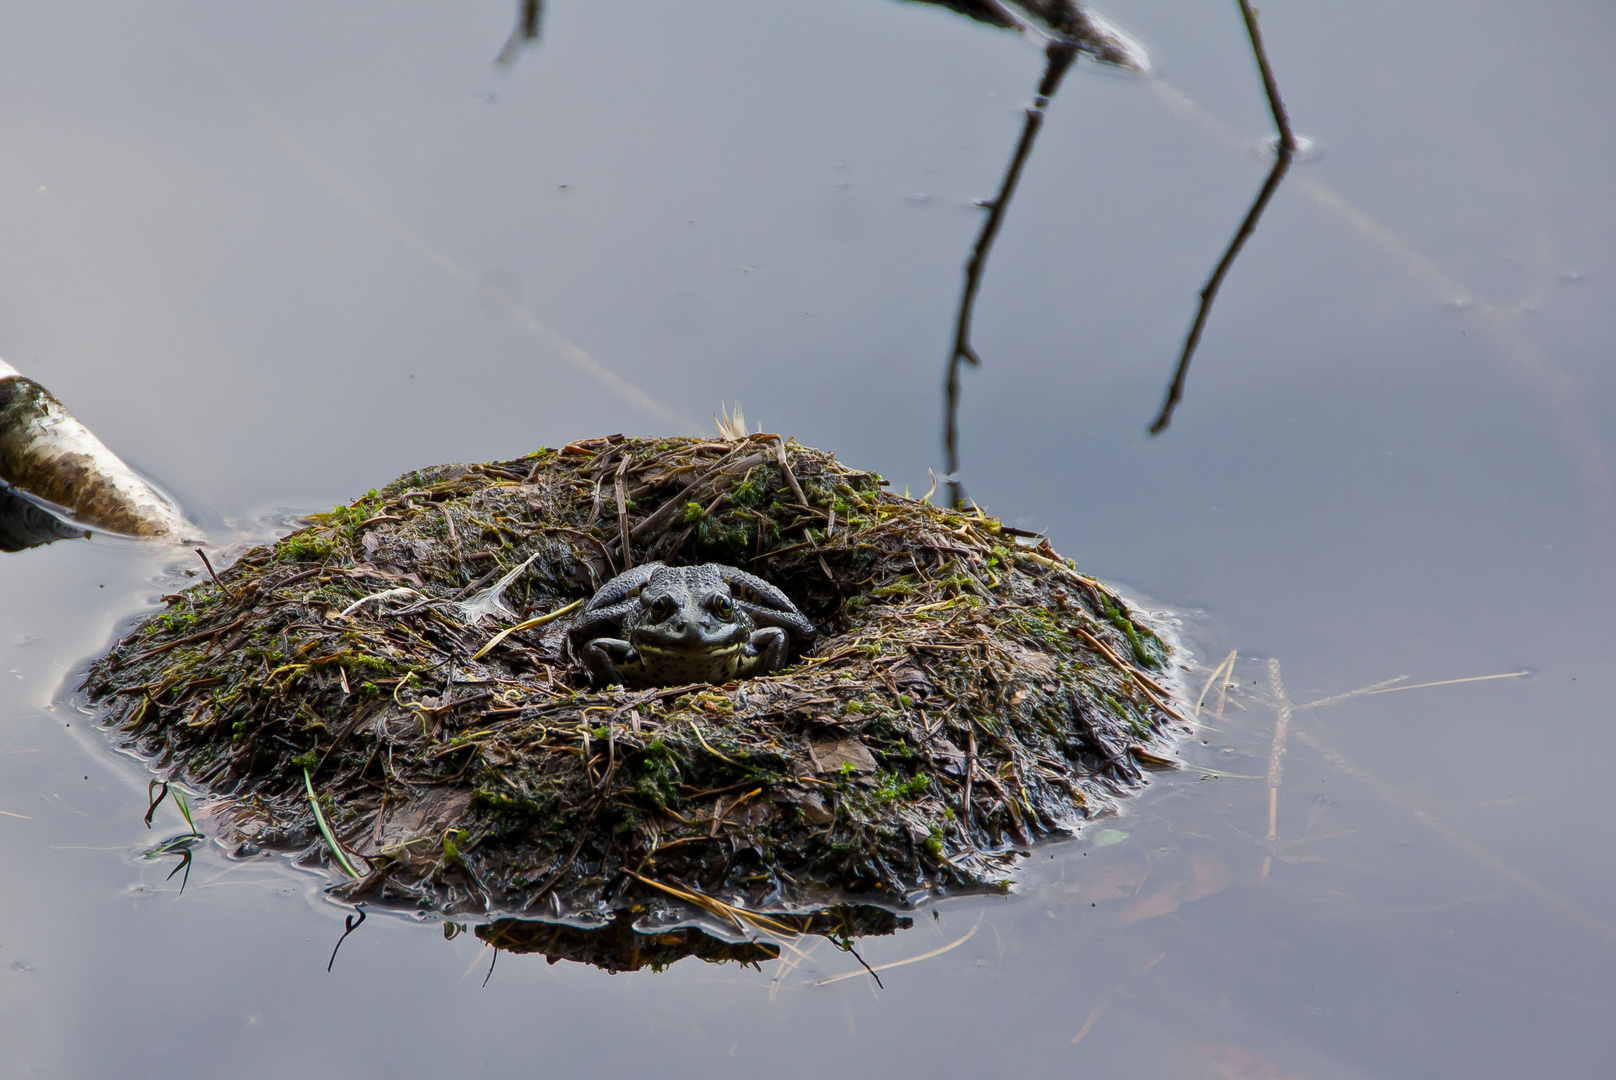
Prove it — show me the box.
[568,563,816,688]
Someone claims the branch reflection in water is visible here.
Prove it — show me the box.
[494,0,545,67]
[933,3,1151,500]
[944,39,1078,480]
[1149,0,1297,435]
[941,0,1299,489]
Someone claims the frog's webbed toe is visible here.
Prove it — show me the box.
[745,626,788,675]
[581,637,636,686]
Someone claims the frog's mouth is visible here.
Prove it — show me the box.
[635,639,744,658]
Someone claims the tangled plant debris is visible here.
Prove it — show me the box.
[83,434,1185,952]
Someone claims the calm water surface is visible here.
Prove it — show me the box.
[3,1,1615,1076]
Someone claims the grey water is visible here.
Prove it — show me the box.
[3,0,1615,1076]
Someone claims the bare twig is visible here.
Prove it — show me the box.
[613,455,632,571]
[771,437,810,507]
[195,548,235,598]
[815,916,983,987]
[1236,0,1296,151]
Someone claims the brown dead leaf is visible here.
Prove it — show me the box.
[1058,855,1150,905]
[356,788,472,857]
[1121,882,1190,924]
[1188,852,1232,901]
[808,738,877,775]
[1119,852,1231,923]
[774,788,834,825]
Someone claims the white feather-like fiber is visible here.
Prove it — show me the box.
[456,551,542,626]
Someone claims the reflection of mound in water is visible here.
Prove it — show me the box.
[83,435,1184,952]
[469,904,908,974]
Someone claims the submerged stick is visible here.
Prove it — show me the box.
[814,918,982,987]
[0,359,188,538]
[1294,728,1616,950]
[1261,658,1293,880]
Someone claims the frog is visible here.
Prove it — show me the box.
[568,562,816,688]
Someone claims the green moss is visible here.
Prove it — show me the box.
[1102,599,1166,669]
[632,752,685,811]
[339,653,395,677]
[277,531,335,562]
[875,773,930,801]
[155,609,199,633]
[728,465,770,507]
[309,489,384,533]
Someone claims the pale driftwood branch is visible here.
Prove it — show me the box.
[0,360,189,539]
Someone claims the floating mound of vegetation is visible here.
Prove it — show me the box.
[84,434,1184,933]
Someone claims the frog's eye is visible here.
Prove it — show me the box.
[712,595,734,619]
[649,596,675,621]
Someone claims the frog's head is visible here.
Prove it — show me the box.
[623,565,753,655]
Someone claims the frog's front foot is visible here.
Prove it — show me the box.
[742,626,788,677]
[581,637,636,686]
